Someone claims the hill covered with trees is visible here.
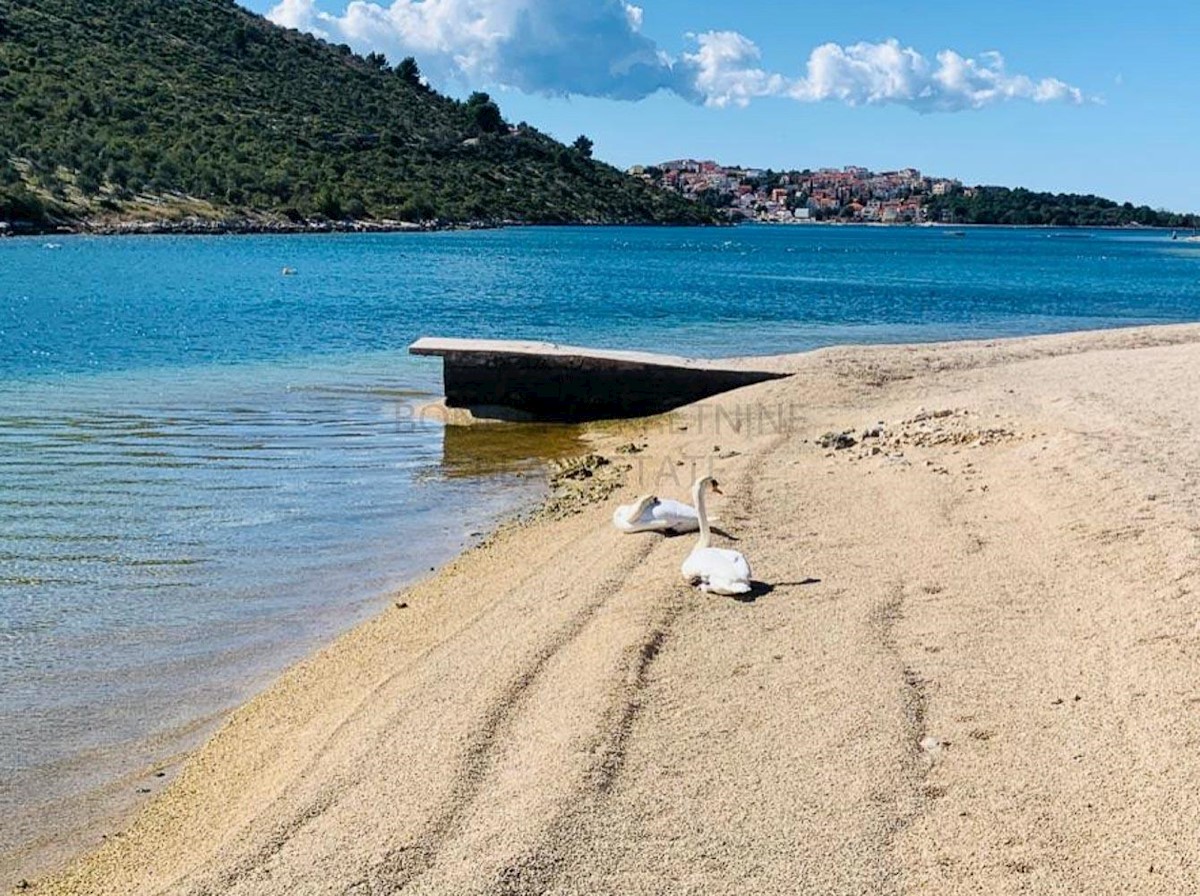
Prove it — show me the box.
[925,186,1198,228]
[0,0,713,231]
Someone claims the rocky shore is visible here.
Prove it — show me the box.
[0,215,503,238]
[1,212,714,238]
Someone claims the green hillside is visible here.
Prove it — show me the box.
[0,0,712,231]
[925,186,1198,228]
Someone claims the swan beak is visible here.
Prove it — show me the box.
[710,483,724,495]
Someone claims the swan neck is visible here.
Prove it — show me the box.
[693,479,711,549]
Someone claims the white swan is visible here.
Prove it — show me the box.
[612,494,701,534]
[681,477,752,595]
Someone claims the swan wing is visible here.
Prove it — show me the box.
[725,548,752,582]
[613,496,670,533]
[654,498,698,519]
[681,546,752,594]
[651,498,701,533]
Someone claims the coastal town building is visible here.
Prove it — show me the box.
[630,159,966,224]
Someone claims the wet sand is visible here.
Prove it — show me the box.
[19,323,1200,894]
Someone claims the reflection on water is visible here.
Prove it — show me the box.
[440,422,590,478]
[0,359,555,872]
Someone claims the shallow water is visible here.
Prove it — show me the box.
[1,225,1198,874]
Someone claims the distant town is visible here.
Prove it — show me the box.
[629,160,967,224]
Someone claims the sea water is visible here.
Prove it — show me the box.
[1,225,1198,872]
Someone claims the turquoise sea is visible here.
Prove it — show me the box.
[2,224,1199,870]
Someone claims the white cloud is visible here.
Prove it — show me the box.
[679,31,786,107]
[267,0,330,37]
[264,1,1084,112]
[787,39,932,107]
[268,0,678,100]
[777,39,1084,111]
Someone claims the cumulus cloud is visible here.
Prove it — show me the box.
[265,0,1084,112]
[267,0,330,36]
[268,0,678,100]
[782,39,1084,111]
[679,31,786,107]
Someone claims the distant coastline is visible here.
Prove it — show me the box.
[0,215,709,238]
[631,160,1200,229]
[4,216,1188,239]
[0,216,484,238]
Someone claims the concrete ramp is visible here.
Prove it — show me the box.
[410,337,790,423]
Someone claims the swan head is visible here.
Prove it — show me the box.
[616,495,659,525]
[631,494,660,514]
[694,476,723,496]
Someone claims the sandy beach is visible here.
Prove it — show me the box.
[15,322,1200,895]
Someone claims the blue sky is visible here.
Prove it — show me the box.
[238,0,1200,212]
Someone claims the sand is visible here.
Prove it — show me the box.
[15,323,1200,895]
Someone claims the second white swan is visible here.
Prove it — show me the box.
[612,494,701,534]
[680,476,752,595]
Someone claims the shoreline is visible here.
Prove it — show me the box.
[2,217,1182,239]
[0,217,495,239]
[15,321,1200,893]
[0,217,731,239]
